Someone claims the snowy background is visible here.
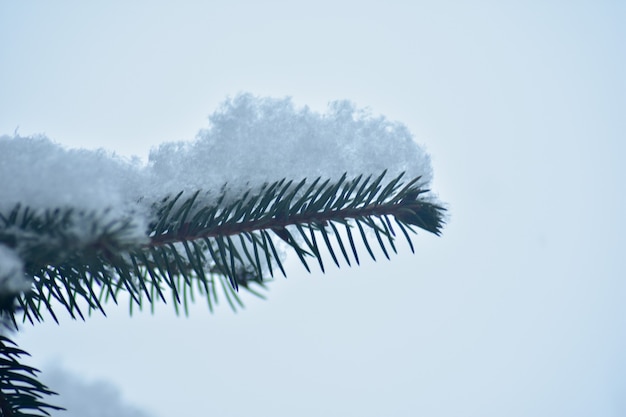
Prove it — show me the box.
[1,2,625,416]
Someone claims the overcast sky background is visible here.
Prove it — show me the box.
[1,1,625,416]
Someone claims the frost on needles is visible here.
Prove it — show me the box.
[0,93,445,322]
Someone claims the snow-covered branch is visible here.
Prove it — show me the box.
[0,94,445,415]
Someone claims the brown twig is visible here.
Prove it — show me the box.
[148,199,442,248]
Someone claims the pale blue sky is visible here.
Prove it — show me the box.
[1,1,625,416]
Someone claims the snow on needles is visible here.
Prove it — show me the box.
[148,94,433,197]
[0,135,147,216]
[0,245,30,294]
[0,93,434,295]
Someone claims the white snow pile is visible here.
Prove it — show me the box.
[0,93,434,295]
[0,245,31,294]
[148,94,432,196]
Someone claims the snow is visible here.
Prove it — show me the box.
[0,245,30,294]
[0,135,146,215]
[147,94,432,199]
[0,93,435,295]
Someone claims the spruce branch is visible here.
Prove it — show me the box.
[0,171,444,325]
[0,171,445,414]
[0,336,63,417]
[0,96,447,415]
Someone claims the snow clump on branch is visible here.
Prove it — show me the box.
[0,93,436,296]
[147,94,432,199]
[2,93,434,220]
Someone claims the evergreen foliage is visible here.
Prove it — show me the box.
[0,336,63,417]
[0,170,444,415]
